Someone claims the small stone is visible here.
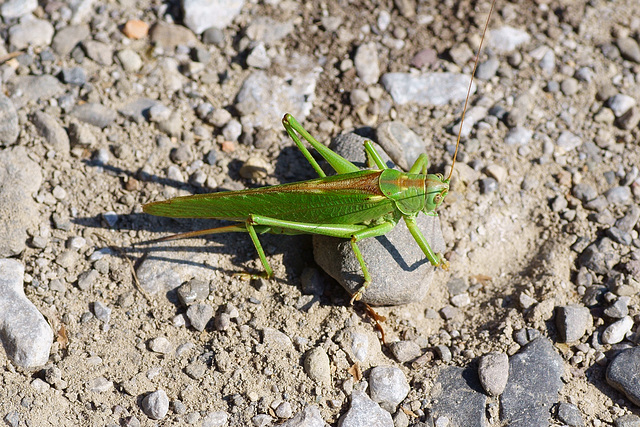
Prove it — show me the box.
[82,40,113,66]
[555,306,592,342]
[572,183,598,202]
[92,300,111,322]
[281,406,324,427]
[604,297,630,318]
[304,347,331,384]
[275,401,293,419]
[339,390,393,426]
[480,177,498,193]
[476,58,499,80]
[71,103,117,129]
[605,186,631,204]
[202,411,229,426]
[504,126,533,145]
[381,72,475,106]
[616,37,640,63]
[0,94,19,147]
[239,156,269,180]
[51,24,90,56]
[122,19,149,39]
[77,269,99,291]
[607,347,640,406]
[246,43,270,69]
[186,304,213,331]
[182,0,245,34]
[609,94,636,117]
[214,313,231,331]
[601,316,634,344]
[354,42,380,85]
[87,376,113,393]
[488,26,531,53]
[177,278,210,305]
[141,390,169,420]
[8,16,54,50]
[484,164,507,183]
[0,259,53,368]
[478,352,509,396]
[31,111,70,153]
[560,78,579,96]
[148,337,173,354]
[388,340,422,363]
[150,22,197,48]
[1,0,37,19]
[117,49,143,73]
[435,345,452,362]
[556,131,582,153]
[556,402,584,427]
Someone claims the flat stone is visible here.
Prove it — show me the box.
[478,352,509,396]
[488,26,531,52]
[1,0,37,19]
[500,337,564,427]
[52,24,90,56]
[312,135,445,305]
[304,347,331,384]
[601,316,633,344]
[556,402,585,427]
[282,406,326,427]
[8,16,54,50]
[338,390,393,427]
[0,259,53,368]
[607,347,640,406]
[354,42,380,85]
[368,365,410,412]
[555,305,592,342]
[71,103,117,128]
[0,147,43,257]
[430,366,487,426]
[183,0,245,33]
[82,40,114,65]
[381,72,476,106]
[150,21,197,48]
[0,94,19,147]
[376,121,425,171]
[7,75,65,104]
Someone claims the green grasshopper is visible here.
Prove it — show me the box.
[143,2,495,304]
[144,115,450,304]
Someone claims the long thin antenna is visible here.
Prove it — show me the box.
[447,0,497,181]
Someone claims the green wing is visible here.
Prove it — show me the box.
[143,170,395,225]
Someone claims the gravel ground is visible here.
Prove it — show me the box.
[1,0,640,426]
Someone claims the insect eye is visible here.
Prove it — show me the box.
[434,194,442,204]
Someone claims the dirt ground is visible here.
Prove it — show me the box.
[1,0,640,425]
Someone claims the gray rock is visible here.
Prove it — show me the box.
[82,40,114,65]
[235,69,320,131]
[381,72,476,106]
[607,347,640,406]
[182,0,244,33]
[602,316,633,344]
[604,297,630,318]
[311,133,445,305]
[504,126,533,145]
[480,177,498,193]
[304,347,331,384]
[452,106,488,138]
[148,336,173,354]
[245,17,294,44]
[555,305,591,342]
[149,21,197,48]
[556,131,582,153]
[338,390,393,427]
[616,37,640,63]
[475,57,500,80]
[0,94,19,147]
[354,42,380,85]
[388,340,422,363]
[1,0,37,19]
[117,98,162,123]
[430,366,487,426]
[92,300,111,322]
[61,67,87,86]
[572,183,598,202]
[579,238,620,275]
[177,278,210,305]
[31,111,70,153]
[556,402,584,426]
[488,26,531,52]
[52,24,90,56]
[616,205,640,232]
[0,147,43,257]
[500,337,564,427]
[561,78,579,96]
[8,16,54,50]
[202,411,230,427]
[71,103,117,128]
[435,344,452,362]
[282,405,327,427]
[186,303,213,331]
[368,365,410,412]
[608,94,636,117]
[8,75,64,104]
[615,414,640,427]
[376,121,425,171]
[605,186,631,204]
[478,352,509,396]
[0,259,53,368]
[246,42,270,69]
[141,390,169,420]
[116,49,143,72]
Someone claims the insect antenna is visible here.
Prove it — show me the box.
[447,0,497,182]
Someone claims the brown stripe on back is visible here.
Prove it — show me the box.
[257,170,384,196]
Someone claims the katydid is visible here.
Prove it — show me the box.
[143,2,496,305]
